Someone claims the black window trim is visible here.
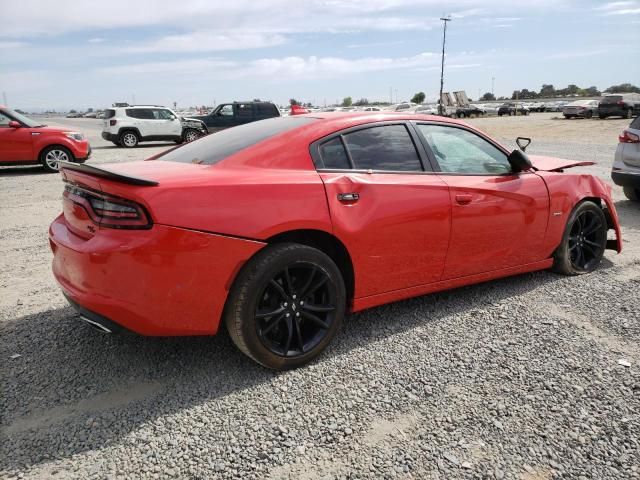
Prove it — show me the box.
[411,121,527,177]
[309,120,436,175]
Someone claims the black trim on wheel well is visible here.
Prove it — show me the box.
[267,229,355,309]
[38,144,74,161]
[118,127,141,138]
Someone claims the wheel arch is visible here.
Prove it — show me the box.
[37,143,75,162]
[266,229,356,310]
[118,126,141,138]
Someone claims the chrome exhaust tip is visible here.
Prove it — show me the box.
[79,315,113,333]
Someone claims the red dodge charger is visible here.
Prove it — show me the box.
[49,113,622,369]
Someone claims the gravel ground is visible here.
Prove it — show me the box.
[1,113,639,479]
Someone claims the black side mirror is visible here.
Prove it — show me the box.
[508,149,533,173]
[516,137,531,152]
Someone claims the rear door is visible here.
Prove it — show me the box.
[414,122,550,279]
[314,122,451,298]
[0,111,34,161]
[234,103,255,126]
[125,108,154,137]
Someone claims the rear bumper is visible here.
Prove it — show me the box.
[49,214,265,336]
[102,132,117,142]
[612,170,640,188]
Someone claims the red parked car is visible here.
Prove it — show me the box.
[0,106,91,172]
[49,113,622,369]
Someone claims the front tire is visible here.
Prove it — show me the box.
[225,243,346,370]
[183,128,201,143]
[552,201,607,275]
[40,146,74,172]
[623,187,640,202]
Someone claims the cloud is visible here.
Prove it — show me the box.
[0,0,567,37]
[595,1,640,14]
[124,32,287,53]
[545,49,609,60]
[0,41,28,49]
[88,38,106,43]
[95,51,482,81]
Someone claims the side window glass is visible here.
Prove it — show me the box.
[342,125,422,171]
[219,105,233,117]
[0,112,11,126]
[417,124,511,174]
[319,137,351,169]
[153,109,174,120]
[237,104,253,118]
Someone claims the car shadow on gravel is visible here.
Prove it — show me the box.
[92,143,177,150]
[0,166,50,177]
[0,267,573,473]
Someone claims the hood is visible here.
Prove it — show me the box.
[528,155,595,172]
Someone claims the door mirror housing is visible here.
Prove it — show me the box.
[516,136,531,151]
[508,149,533,173]
[8,120,21,128]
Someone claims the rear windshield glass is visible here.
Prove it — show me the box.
[104,109,116,119]
[601,96,622,104]
[630,116,640,130]
[158,117,318,165]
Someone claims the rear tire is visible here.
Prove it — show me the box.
[626,109,633,119]
[585,111,593,119]
[225,243,346,370]
[599,114,607,119]
[119,130,139,148]
[552,201,607,276]
[40,146,74,173]
[623,187,640,202]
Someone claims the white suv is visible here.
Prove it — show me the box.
[101,105,207,148]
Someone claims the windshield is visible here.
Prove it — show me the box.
[157,116,318,165]
[601,96,622,104]
[3,108,43,127]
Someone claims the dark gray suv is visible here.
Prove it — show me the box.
[598,93,640,119]
[189,101,280,133]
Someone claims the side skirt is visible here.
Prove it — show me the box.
[352,258,554,312]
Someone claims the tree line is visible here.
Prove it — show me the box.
[478,83,640,101]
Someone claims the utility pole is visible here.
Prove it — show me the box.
[395,89,398,104]
[492,77,495,97]
[438,16,452,116]
[389,87,393,104]
[2,91,7,106]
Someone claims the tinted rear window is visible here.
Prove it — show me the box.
[342,125,422,171]
[630,116,640,130]
[104,109,116,119]
[158,117,318,165]
[601,96,622,104]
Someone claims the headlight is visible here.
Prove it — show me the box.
[64,132,84,141]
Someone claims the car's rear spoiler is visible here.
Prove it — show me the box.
[58,161,159,186]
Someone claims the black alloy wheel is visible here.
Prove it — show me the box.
[225,243,345,370]
[255,262,337,357]
[567,209,606,271]
[553,201,607,275]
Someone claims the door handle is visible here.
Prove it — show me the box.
[455,193,473,205]
[337,192,359,203]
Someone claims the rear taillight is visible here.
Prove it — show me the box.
[619,130,640,143]
[110,119,117,126]
[63,182,152,229]
[618,101,626,106]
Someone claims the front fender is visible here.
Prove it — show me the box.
[537,172,622,255]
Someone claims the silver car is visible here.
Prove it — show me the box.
[611,115,640,201]
[562,100,599,119]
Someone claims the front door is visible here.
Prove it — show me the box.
[315,123,451,299]
[0,112,34,161]
[414,123,550,279]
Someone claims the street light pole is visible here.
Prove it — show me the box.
[438,16,451,116]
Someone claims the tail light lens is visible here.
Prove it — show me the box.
[618,101,626,106]
[110,119,117,126]
[63,182,152,229]
[619,130,640,143]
